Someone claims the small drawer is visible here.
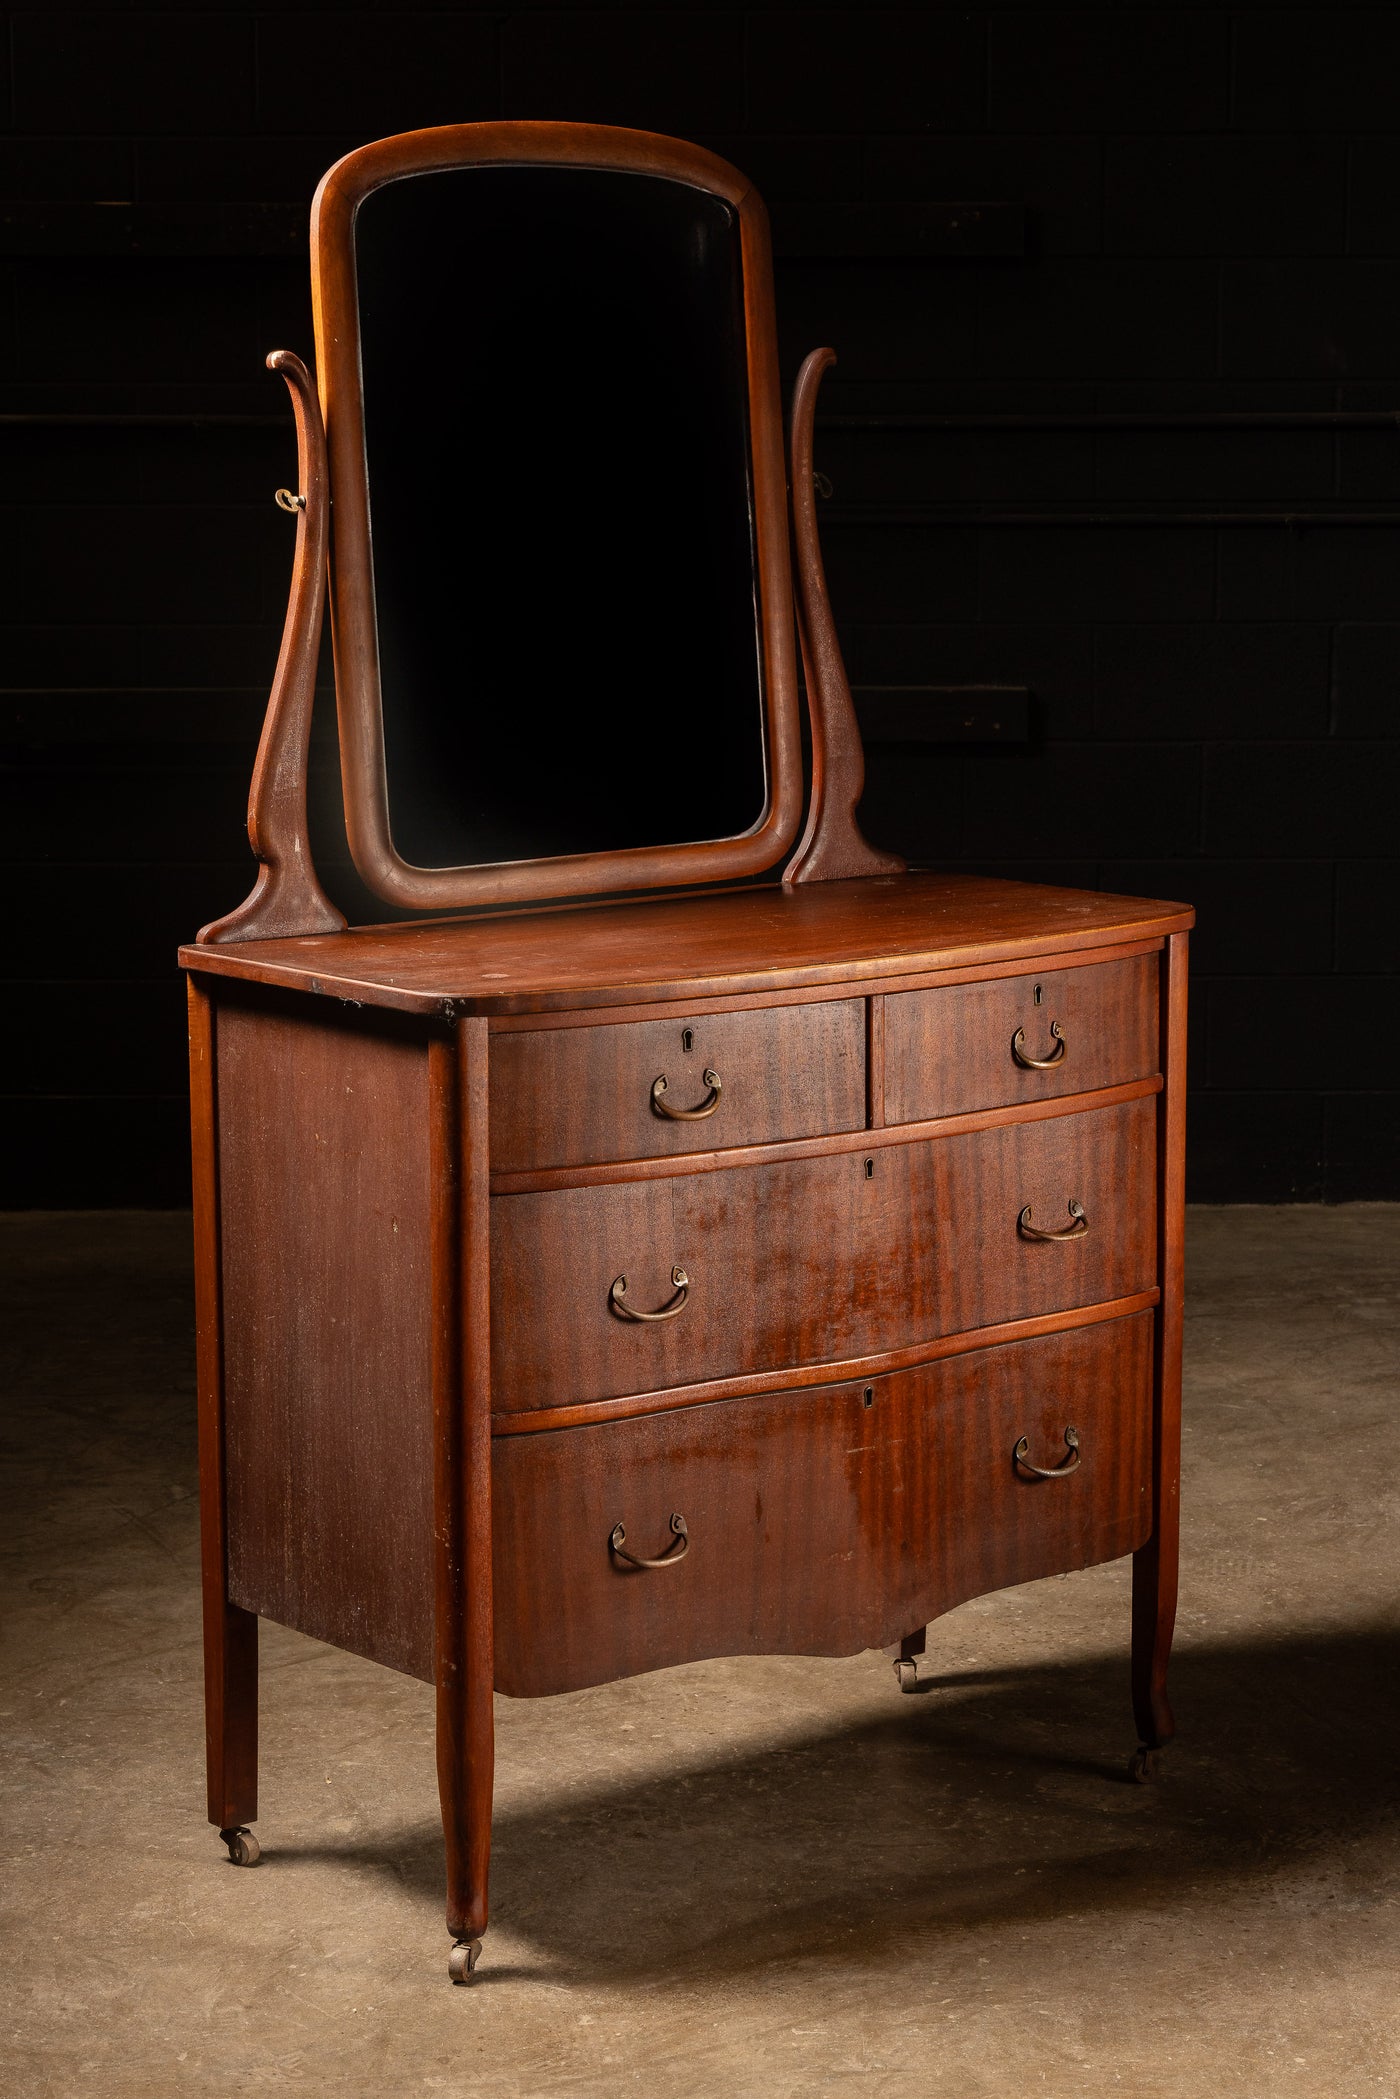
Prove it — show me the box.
[490,1096,1157,1412]
[883,954,1158,1126]
[491,1312,1155,1696]
[489,999,866,1173]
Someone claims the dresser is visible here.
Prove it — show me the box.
[180,121,1192,1983]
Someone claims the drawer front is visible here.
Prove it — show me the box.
[490,999,866,1172]
[490,1096,1156,1411]
[883,954,1158,1126]
[493,1313,1155,1695]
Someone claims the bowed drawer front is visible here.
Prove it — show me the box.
[883,954,1158,1125]
[490,997,866,1172]
[489,1095,1157,1412]
[492,1312,1155,1697]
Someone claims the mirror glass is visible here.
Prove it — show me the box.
[354,165,769,872]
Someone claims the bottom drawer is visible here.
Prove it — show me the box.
[492,1313,1154,1696]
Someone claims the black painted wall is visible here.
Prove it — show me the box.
[2,6,1397,1204]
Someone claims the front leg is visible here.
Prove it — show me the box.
[886,1624,927,1693]
[189,977,262,1862]
[431,1022,496,1979]
[1131,930,1188,1781]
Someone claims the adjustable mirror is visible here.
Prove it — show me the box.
[315,124,805,911]
[198,122,899,947]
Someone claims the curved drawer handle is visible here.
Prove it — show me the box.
[609,1512,689,1569]
[1012,1020,1067,1069]
[1018,1198,1088,1242]
[609,1265,690,1322]
[651,1068,722,1120]
[1013,1427,1081,1479]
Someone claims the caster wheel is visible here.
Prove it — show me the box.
[1128,1747,1160,1786]
[448,1939,483,1985]
[894,1658,918,1693]
[219,1826,261,1866]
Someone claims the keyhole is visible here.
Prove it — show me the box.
[681,1029,694,1053]
[862,1386,874,1409]
[1033,983,1044,1006]
[864,1157,874,1179]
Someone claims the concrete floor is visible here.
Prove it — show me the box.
[2,1208,1399,2099]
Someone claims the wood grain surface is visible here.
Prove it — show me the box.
[217,989,438,1683]
[489,1291,1160,1436]
[783,346,906,886]
[489,1075,1161,1196]
[489,998,865,1171]
[197,350,346,947]
[1133,928,1190,1752]
[189,977,259,1830]
[490,1095,1156,1411]
[431,1019,495,1943]
[491,1312,1155,1696]
[884,954,1158,1125]
[179,871,1194,1017]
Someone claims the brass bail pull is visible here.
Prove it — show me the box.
[609,1512,690,1569]
[651,1069,722,1120]
[1012,1020,1067,1069]
[609,1266,690,1322]
[1014,1427,1081,1479]
[1018,1199,1088,1243]
[274,487,307,513]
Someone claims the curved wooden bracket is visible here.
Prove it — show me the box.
[783,346,905,888]
[198,350,346,945]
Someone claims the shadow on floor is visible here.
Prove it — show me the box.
[266,1619,1400,1984]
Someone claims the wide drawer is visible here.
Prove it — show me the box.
[490,1096,1156,1412]
[492,1312,1155,1696]
[883,954,1158,1126]
[489,999,866,1172]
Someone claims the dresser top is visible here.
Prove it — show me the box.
[180,871,1193,1018]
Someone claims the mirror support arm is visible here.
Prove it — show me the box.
[782,347,905,888]
[198,350,347,945]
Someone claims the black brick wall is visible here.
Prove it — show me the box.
[2,5,1397,1204]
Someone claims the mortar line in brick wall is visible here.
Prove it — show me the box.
[2,413,1396,434]
[822,508,1400,528]
[819,414,1400,432]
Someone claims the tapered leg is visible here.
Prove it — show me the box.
[189,977,262,1857]
[1131,1539,1176,1754]
[1131,932,1188,1773]
[206,1598,260,1839]
[430,1022,495,1979]
[887,1624,927,1692]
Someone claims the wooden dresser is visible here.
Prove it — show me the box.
[179,120,1192,1982]
[182,873,1190,1977]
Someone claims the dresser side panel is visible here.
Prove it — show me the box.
[217,994,436,1682]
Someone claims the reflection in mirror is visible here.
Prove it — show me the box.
[354,165,769,873]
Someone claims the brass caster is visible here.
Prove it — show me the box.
[220,1826,261,1866]
[1128,1747,1160,1786]
[893,1658,919,1693]
[448,1938,483,1984]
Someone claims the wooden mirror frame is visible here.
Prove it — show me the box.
[311,121,805,913]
